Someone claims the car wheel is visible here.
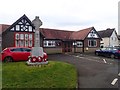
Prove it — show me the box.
[95,52,99,56]
[4,57,13,62]
[110,54,115,59]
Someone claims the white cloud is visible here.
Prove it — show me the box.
[0,0,119,32]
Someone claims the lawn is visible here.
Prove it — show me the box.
[2,61,77,88]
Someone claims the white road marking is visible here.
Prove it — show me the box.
[103,59,107,63]
[76,56,79,57]
[111,78,118,85]
[70,55,113,65]
[118,72,120,76]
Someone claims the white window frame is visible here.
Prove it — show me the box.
[88,40,97,47]
[29,34,33,40]
[25,34,29,40]
[76,41,83,47]
[20,34,24,40]
[29,40,33,47]
[15,33,19,40]
[20,40,24,47]
[44,40,56,47]
[29,26,32,32]
[15,40,19,47]
[15,33,33,47]
[25,41,28,47]
[16,25,20,31]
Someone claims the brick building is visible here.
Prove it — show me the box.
[0,15,102,54]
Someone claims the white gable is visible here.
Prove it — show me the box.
[109,30,119,46]
[9,15,34,32]
[87,29,99,38]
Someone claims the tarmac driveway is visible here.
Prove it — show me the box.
[48,53,120,89]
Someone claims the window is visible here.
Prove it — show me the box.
[25,41,28,47]
[29,34,32,40]
[88,40,97,47]
[44,40,55,47]
[16,25,20,31]
[29,26,32,32]
[15,33,33,47]
[76,41,83,47]
[44,41,47,47]
[25,34,29,40]
[15,33,19,40]
[29,41,32,47]
[15,40,19,47]
[20,34,24,40]
[11,48,22,52]
[20,40,24,47]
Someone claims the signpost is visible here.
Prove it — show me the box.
[26,16,48,65]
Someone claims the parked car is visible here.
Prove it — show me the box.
[95,46,120,59]
[1,47,48,62]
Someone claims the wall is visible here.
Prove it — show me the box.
[72,47,83,53]
[101,38,110,47]
[43,39,63,54]
[109,31,119,46]
[84,47,99,53]
[84,39,100,53]
[44,47,62,54]
[2,32,14,50]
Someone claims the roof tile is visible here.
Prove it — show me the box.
[98,28,115,38]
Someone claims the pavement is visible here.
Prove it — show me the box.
[48,53,120,89]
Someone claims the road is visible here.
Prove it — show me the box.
[48,53,120,89]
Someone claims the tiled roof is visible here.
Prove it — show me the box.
[40,27,95,40]
[70,27,93,40]
[117,35,120,40]
[0,24,10,34]
[98,28,115,38]
[0,23,98,41]
[40,28,73,40]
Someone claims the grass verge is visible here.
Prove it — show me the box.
[2,61,77,88]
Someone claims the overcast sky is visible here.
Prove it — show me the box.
[0,0,119,32]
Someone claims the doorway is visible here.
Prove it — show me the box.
[62,41,72,52]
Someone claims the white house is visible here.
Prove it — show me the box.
[98,28,119,47]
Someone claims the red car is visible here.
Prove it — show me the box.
[1,47,48,62]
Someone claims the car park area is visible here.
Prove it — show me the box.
[48,53,120,88]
